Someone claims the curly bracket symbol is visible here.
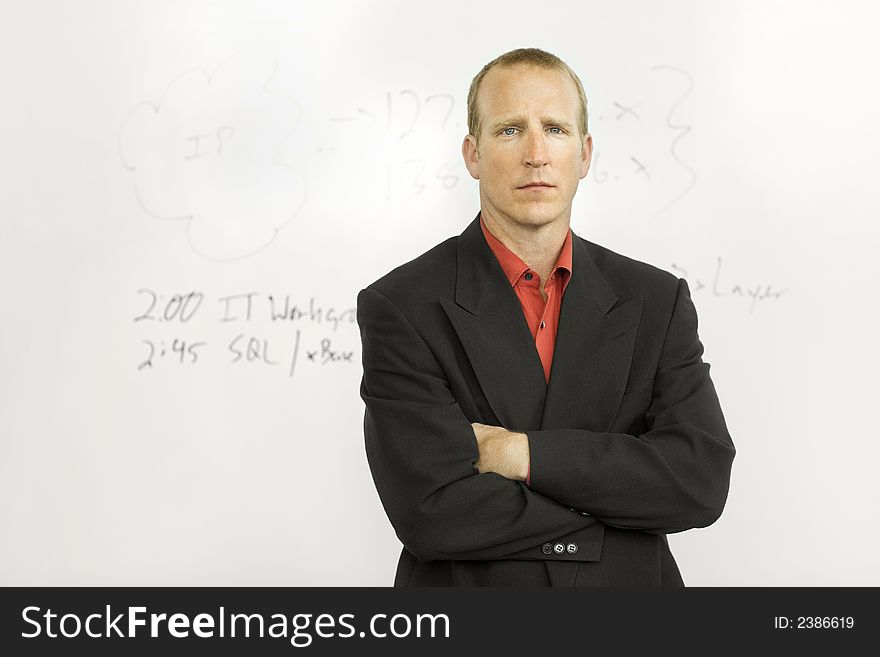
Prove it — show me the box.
[651,65,697,217]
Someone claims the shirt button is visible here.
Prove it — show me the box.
[524,272,533,281]
[566,543,578,554]
[553,543,565,554]
[542,543,553,555]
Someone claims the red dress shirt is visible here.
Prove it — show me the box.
[480,216,573,485]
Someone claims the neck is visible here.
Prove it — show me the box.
[481,211,569,285]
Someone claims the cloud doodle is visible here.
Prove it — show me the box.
[118,51,306,261]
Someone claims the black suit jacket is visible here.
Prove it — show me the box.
[357,214,735,586]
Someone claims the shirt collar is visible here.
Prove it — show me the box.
[480,214,573,289]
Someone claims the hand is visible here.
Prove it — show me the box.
[471,422,530,481]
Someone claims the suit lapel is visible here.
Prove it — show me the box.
[441,215,643,588]
[440,215,643,436]
[541,235,644,432]
[540,236,642,588]
[440,215,547,431]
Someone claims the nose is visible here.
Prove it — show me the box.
[524,130,549,168]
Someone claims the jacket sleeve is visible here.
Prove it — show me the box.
[358,286,600,562]
[526,278,736,534]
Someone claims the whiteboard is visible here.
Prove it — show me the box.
[2,0,879,585]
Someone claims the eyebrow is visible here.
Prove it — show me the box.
[488,115,575,132]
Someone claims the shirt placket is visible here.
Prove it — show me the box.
[535,276,556,375]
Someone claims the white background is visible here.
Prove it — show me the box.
[1,0,878,585]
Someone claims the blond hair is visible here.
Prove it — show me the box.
[466,48,589,142]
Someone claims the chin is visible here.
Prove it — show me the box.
[511,207,564,228]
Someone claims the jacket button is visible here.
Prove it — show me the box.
[566,543,578,554]
[542,543,553,555]
[553,542,565,554]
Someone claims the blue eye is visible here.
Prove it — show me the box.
[548,126,563,134]
[502,127,518,136]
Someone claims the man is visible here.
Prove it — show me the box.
[357,48,735,586]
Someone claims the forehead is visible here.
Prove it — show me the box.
[477,64,579,121]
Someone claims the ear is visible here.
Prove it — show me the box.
[579,133,593,180]
[462,134,480,180]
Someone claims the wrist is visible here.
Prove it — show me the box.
[513,431,530,481]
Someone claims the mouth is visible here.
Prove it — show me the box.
[517,183,555,190]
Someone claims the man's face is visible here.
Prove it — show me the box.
[462,64,592,231]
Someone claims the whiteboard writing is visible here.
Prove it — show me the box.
[133,289,357,377]
[671,258,789,314]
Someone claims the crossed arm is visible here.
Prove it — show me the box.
[357,279,734,562]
